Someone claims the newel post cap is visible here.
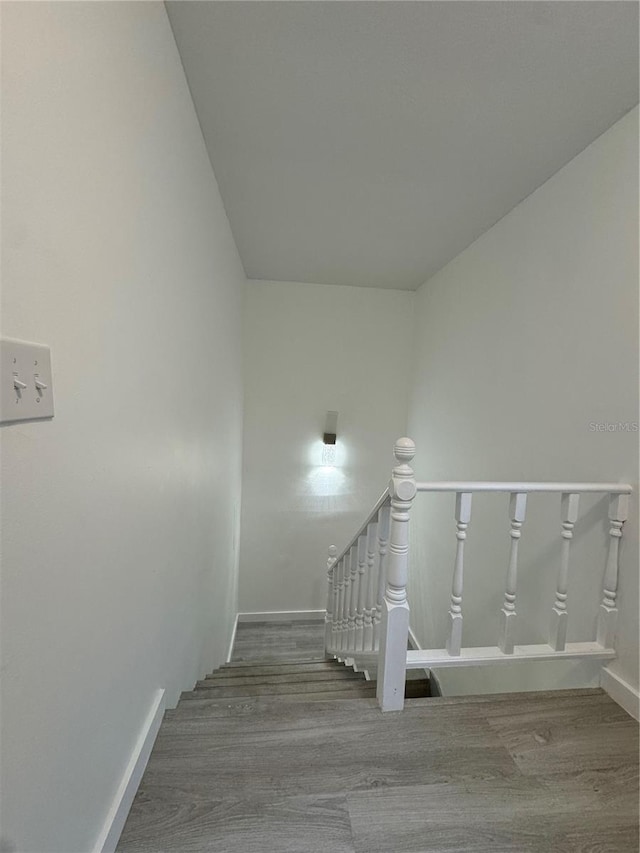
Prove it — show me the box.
[390,437,417,502]
[394,437,416,464]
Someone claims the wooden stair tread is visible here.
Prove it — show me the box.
[211,662,349,678]
[182,679,373,698]
[197,670,364,689]
[222,658,333,668]
[180,685,379,704]
[187,663,429,700]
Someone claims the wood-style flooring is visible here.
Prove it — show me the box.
[117,621,639,853]
[230,619,327,662]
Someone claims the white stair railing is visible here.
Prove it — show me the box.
[326,487,393,657]
[325,437,632,712]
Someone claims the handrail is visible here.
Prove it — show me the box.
[416,481,632,493]
[333,487,390,565]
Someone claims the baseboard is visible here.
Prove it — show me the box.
[226,613,239,663]
[408,626,421,650]
[93,689,166,853]
[237,610,325,622]
[600,666,640,721]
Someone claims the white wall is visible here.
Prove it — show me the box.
[407,108,639,691]
[0,4,245,852]
[239,281,413,612]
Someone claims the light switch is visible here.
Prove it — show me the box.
[1,338,54,423]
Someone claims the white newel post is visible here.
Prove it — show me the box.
[499,492,527,655]
[374,504,391,651]
[355,534,367,651]
[363,521,377,651]
[597,493,628,649]
[325,545,338,653]
[549,492,580,651]
[377,438,417,712]
[446,492,473,656]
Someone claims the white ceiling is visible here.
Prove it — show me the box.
[167,1,638,291]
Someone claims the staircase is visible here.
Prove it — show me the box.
[114,437,637,851]
[179,657,431,704]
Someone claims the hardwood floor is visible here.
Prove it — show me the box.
[117,622,639,853]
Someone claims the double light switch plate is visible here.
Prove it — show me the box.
[1,337,54,423]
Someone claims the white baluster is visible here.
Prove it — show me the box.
[340,550,351,652]
[374,504,391,651]
[338,551,345,651]
[549,493,580,651]
[597,493,628,649]
[331,557,343,653]
[377,438,417,712]
[324,544,338,653]
[344,550,355,651]
[332,558,341,652]
[363,521,378,651]
[348,544,358,649]
[355,534,367,651]
[499,493,527,655]
[446,492,473,656]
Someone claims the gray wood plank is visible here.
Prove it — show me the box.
[164,695,381,724]
[231,621,326,661]
[182,686,379,704]
[486,702,639,776]
[498,718,638,776]
[347,775,639,852]
[128,705,518,806]
[198,669,363,688]
[118,793,355,853]
[182,679,375,700]
[217,660,340,676]
[164,695,482,730]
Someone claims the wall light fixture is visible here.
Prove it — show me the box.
[322,411,338,467]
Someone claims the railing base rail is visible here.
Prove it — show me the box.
[332,641,614,674]
[406,641,615,668]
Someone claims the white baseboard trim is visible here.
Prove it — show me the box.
[237,610,325,623]
[408,626,421,650]
[226,613,239,663]
[93,688,166,853]
[600,667,639,721]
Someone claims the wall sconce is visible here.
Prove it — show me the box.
[323,411,338,446]
[322,411,338,467]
